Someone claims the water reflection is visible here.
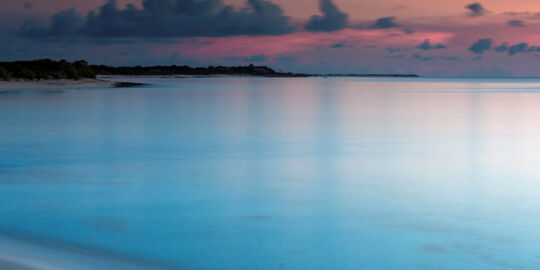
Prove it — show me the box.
[2,77,540,269]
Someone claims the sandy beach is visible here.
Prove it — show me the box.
[0,78,144,93]
[0,75,254,93]
[98,74,255,79]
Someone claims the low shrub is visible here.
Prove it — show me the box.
[0,65,10,80]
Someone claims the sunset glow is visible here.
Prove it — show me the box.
[3,0,540,76]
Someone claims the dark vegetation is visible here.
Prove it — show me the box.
[91,64,309,77]
[320,73,419,77]
[0,59,418,81]
[0,59,96,80]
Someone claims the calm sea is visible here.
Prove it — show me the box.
[1,77,540,269]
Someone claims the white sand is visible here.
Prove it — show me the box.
[99,74,252,79]
[0,79,116,93]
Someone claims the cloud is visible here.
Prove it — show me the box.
[493,42,540,55]
[416,39,446,50]
[23,2,32,9]
[527,46,540,52]
[17,8,85,37]
[330,42,345,48]
[472,56,483,60]
[276,54,297,64]
[507,20,525,27]
[402,27,415,34]
[466,3,486,17]
[503,11,531,16]
[122,50,197,66]
[469,38,492,54]
[386,47,404,53]
[370,17,400,29]
[412,53,434,61]
[508,43,528,55]
[243,54,268,62]
[440,56,460,61]
[305,0,348,32]
[461,67,514,77]
[385,54,406,59]
[17,0,295,39]
[274,54,300,72]
[495,43,508,52]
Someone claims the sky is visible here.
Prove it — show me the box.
[2,0,540,76]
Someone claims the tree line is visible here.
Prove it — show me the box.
[0,59,308,81]
[0,59,96,80]
[0,59,417,81]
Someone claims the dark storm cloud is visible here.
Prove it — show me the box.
[507,20,525,27]
[86,37,141,45]
[17,8,85,37]
[16,0,294,38]
[466,3,486,17]
[370,17,400,29]
[305,0,348,32]
[469,38,492,54]
[416,39,446,50]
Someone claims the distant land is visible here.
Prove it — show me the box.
[0,59,96,81]
[0,59,418,81]
[317,73,418,77]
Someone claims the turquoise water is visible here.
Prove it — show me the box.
[2,77,540,269]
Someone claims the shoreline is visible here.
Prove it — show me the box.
[98,74,255,79]
[0,74,423,93]
[0,78,145,93]
[0,75,273,93]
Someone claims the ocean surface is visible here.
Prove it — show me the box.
[2,77,540,270]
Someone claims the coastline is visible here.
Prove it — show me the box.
[0,75,296,93]
[0,75,266,93]
[0,78,144,93]
[99,74,249,79]
[0,74,420,94]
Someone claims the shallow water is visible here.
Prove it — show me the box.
[2,77,540,269]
